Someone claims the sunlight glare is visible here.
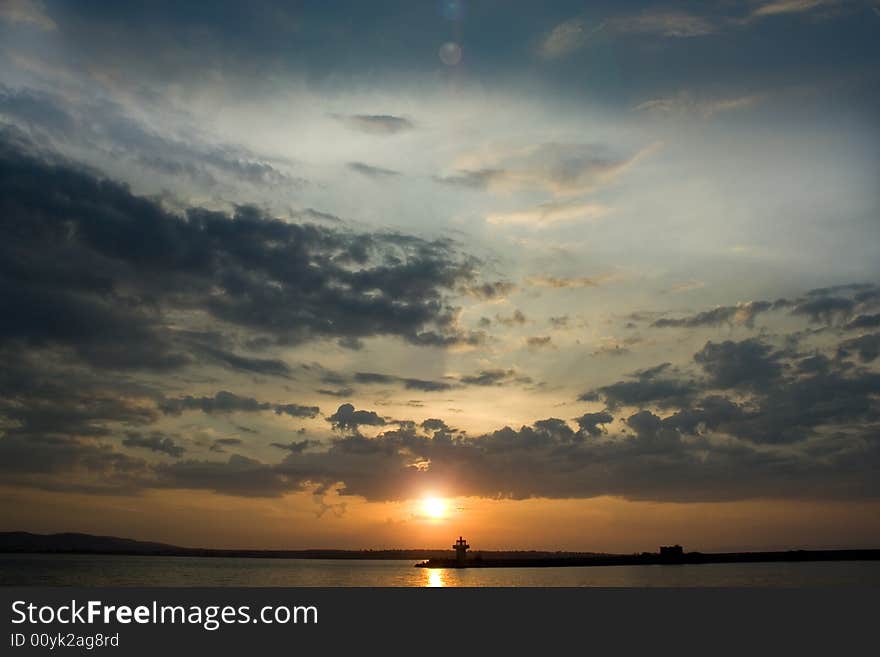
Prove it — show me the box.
[426,569,445,587]
[421,496,448,519]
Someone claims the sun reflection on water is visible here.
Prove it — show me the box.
[426,569,446,587]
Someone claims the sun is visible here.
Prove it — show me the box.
[421,496,448,519]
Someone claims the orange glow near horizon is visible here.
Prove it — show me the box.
[3,486,880,553]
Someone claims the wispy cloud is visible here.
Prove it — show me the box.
[445,141,660,198]
[460,280,517,300]
[433,168,504,189]
[652,301,775,329]
[538,18,604,59]
[494,309,527,327]
[668,280,706,293]
[0,0,56,31]
[750,0,839,18]
[526,335,554,349]
[332,114,414,135]
[541,1,850,56]
[539,8,713,60]
[526,274,617,289]
[609,10,716,37]
[347,161,400,178]
[635,92,764,118]
[486,200,610,227]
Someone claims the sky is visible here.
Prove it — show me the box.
[0,0,879,552]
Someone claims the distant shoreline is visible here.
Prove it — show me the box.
[3,534,880,568]
[0,532,602,561]
[415,549,880,569]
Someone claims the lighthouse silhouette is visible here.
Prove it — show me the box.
[452,536,470,564]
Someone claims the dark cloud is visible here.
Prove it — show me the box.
[526,335,553,348]
[353,372,454,392]
[693,338,783,389]
[583,336,880,446]
[270,439,321,453]
[268,411,880,502]
[324,366,530,394]
[0,437,149,495]
[299,208,343,224]
[660,395,746,436]
[193,345,292,378]
[0,354,160,442]
[643,286,879,332]
[0,207,191,374]
[421,418,451,432]
[0,354,155,493]
[460,280,516,300]
[334,114,414,135]
[625,410,663,439]
[837,333,880,363]
[671,365,880,446]
[347,161,400,178]
[495,310,527,326]
[8,391,877,502]
[353,372,396,385]
[459,369,520,386]
[795,354,833,376]
[593,343,633,357]
[316,387,355,397]
[634,362,673,380]
[0,135,487,377]
[160,391,318,418]
[4,328,880,501]
[157,455,290,497]
[845,314,880,330]
[579,338,796,409]
[214,438,244,445]
[806,283,875,298]
[651,301,773,328]
[583,378,696,409]
[575,411,614,437]
[210,438,244,453]
[432,169,502,189]
[336,336,364,351]
[405,328,488,348]
[122,431,185,457]
[791,296,856,324]
[855,288,880,306]
[582,363,695,409]
[160,391,271,415]
[274,403,321,419]
[0,86,302,189]
[400,378,454,392]
[327,403,386,432]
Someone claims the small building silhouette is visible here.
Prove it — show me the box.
[659,545,684,558]
[453,536,470,564]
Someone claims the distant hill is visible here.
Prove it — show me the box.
[0,532,606,560]
[0,532,184,554]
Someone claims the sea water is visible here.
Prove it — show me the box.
[2,554,880,587]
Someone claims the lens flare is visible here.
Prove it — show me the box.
[438,42,462,66]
